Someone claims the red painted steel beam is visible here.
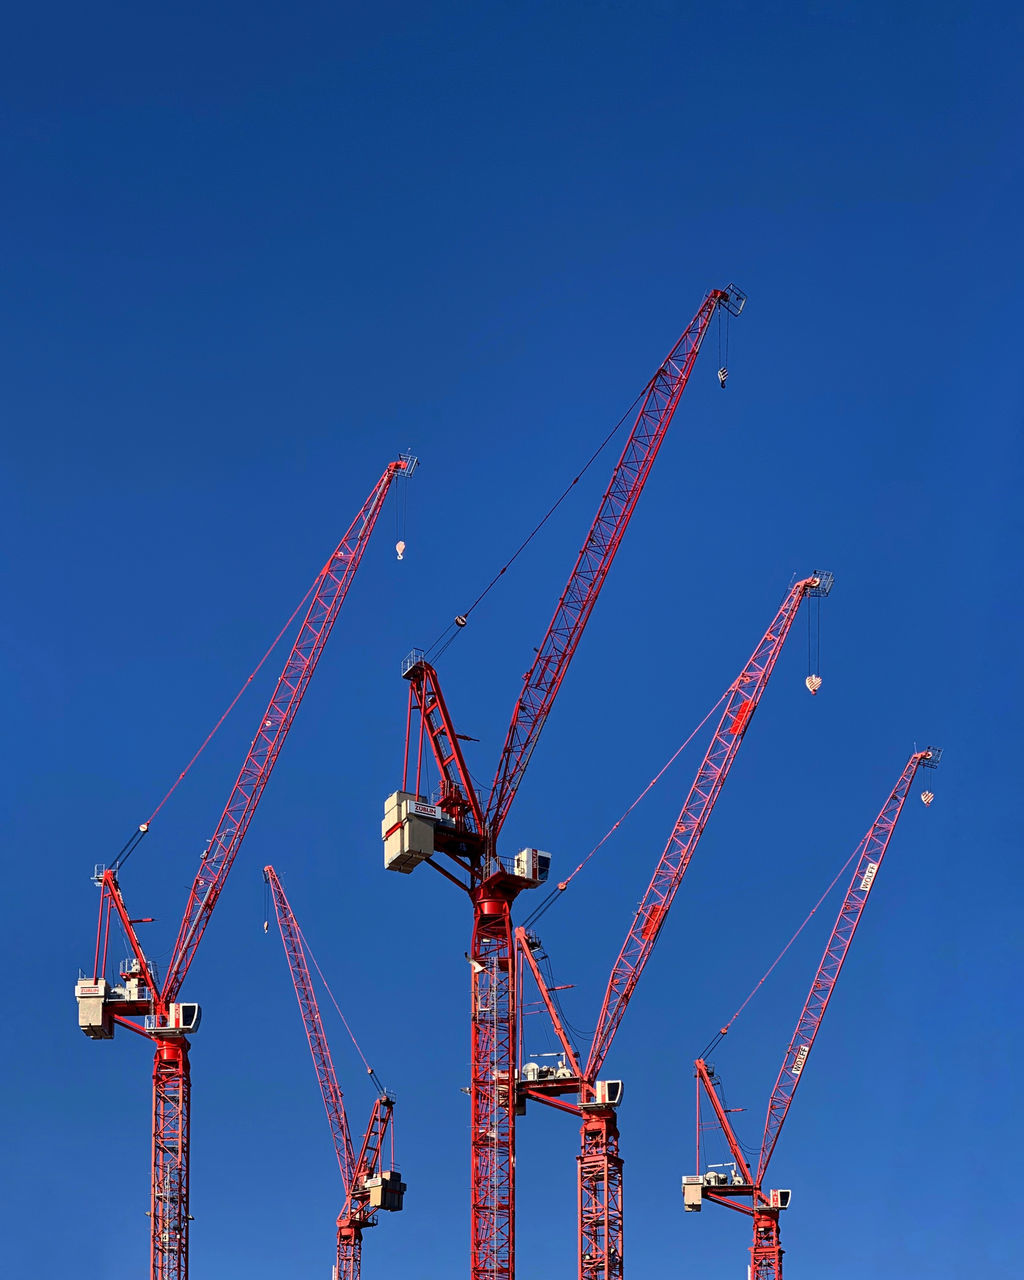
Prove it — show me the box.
[755,747,939,1183]
[484,287,746,841]
[266,866,357,1186]
[403,659,484,836]
[695,1058,754,1186]
[586,573,831,1081]
[81,459,412,1280]
[163,455,416,1001]
[266,866,399,1280]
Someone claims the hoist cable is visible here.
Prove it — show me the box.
[424,383,649,660]
[698,840,863,1060]
[299,922,387,1097]
[522,688,730,929]
[140,577,319,830]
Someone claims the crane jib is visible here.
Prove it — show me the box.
[485,287,746,839]
[585,572,830,1081]
[161,459,414,1002]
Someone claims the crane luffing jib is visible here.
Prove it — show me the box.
[160,456,416,1002]
[265,865,357,1184]
[484,286,746,842]
[585,572,832,1081]
[755,746,941,1183]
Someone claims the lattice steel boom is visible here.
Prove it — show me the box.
[689,746,941,1280]
[385,285,744,1280]
[516,571,830,1280]
[77,456,415,1280]
[485,285,746,843]
[586,572,833,1082]
[265,866,403,1280]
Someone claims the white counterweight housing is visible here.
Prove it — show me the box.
[75,978,114,1039]
[382,790,440,873]
[363,1170,407,1212]
[681,1176,704,1212]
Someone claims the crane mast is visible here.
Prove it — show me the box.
[384,287,744,1280]
[265,867,404,1280]
[77,456,415,1280]
[688,746,941,1280]
[516,572,831,1280]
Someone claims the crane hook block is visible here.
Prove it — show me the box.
[805,675,822,695]
[921,790,934,807]
[718,367,728,389]
[395,540,406,560]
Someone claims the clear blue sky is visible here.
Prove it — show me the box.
[3,3,1020,1277]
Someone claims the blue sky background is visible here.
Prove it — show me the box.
[2,2,1021,1276]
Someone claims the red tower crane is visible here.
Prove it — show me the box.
[381,286,746,1280]
[514,570,832,1280]
[75,455,416,1280]
[685,746,941,1279]
[264,866,405,1280]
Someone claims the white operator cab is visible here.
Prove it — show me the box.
[579,1080,624,1110]
[513,848,551,885]
[144,1003,202,1036]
